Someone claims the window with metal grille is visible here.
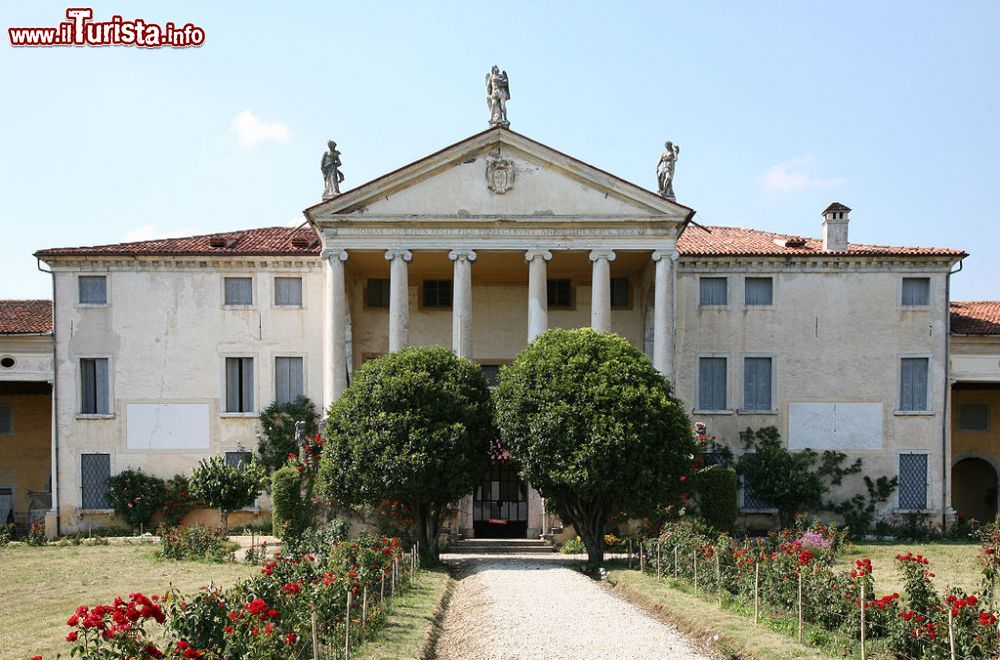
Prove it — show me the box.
[480,364,501,388]
[274,356,304,405]
[0,405,10,434]
[743,357,773,411]
[699,277,727,305]
[610,277,630,308]
[81,454,110,509]
[80,358,110,414]
[741,477,774,510]
[902,277,930,306]
[225,451,252,468]
[698,357,727,410]
[274,277,302,306]
[78,276,107,305]
[900,358,929,411]
[224,277,253,305]
[547,279,572,308]
[366,278,390,308]
[745,277,773,305]
[225,357,254,413]
[959,403,989,431]
[422,280,452,309]
[898,453,928,510]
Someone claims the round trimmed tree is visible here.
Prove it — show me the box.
[319,346,493,562]
[494,328,695,564]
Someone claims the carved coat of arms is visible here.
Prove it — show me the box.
[486,156,515,194]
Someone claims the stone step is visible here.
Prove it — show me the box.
[447,538,555,554]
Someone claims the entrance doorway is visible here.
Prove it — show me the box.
[473,460,528,538]
[952,457,998,524]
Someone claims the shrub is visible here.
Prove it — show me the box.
[694,466,738,533]
[285,520,350,557]
[161,474,199,527]
[189,455,267,532]
[26,521,47,546]
[271,465,311,542]
[105,469,166,531]
[0,523,12,546]
[559,536,586,554]
[158,523,234,562]
[257,396,320,472]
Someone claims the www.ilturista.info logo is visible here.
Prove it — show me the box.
[8,8,205,48]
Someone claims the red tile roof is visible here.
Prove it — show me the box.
[677,225,966,258]
[951,301,1000,336]
[35,226,322,259]
[0,300,53,335]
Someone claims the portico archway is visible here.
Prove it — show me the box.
[952,457,998,523]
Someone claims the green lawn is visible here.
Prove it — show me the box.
[0,542,255,660]
[840,542,981,595]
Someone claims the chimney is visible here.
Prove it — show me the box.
[821,202,851,252]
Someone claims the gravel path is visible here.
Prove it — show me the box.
[434,555,710,660]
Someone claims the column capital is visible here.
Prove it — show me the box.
[524,249,553,262]
[448,249,477,262]
[384,249,412,262]
[651,249,680,262]
[588,248,616,262]
[320,248,348,262]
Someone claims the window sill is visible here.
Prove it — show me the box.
[76,414,115,420]
[75,304,109,309]
[222,304,255,310]
[738,409,779,415]
[894,508,930,514]
[272,305,304,310]
[740,508,778,514]
[220,413,257,419]
[893,410,936,417]
[742,305,776,310]
[697,305,729,310]
[78,508,114,515]
[693,409,733,415]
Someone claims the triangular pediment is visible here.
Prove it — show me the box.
[306,128,693,222]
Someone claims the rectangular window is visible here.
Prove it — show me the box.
[610,277,630,308]
[78,276,107,305]
[699,277,728,305]
[80,358,110,415]
[743,357,773,411]
[225,451,252,468]
[81,453,110,509]
[698,357,727,411]
[898,453,928,510]
[547,279,572,308]
[0,487,12,526]
[959,403,990,431]
[902,277,930,306]
[274,356,304,405]
[422,280,453,309]
[224,277,253,306]
[480,364,501,388]
[225,357,254,413]
[742,478,774,511]
[274,277,302,306]
[745,277,773,306]
[0,405,10,434]
[366,278,390,308]
[900,357,930,411]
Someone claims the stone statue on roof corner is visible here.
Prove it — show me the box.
[321,140,345,200]
[486,65,511,128]
[657,141,680,199]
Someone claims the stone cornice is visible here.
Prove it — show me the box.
[677,255,958,272]
[44,257,323,271]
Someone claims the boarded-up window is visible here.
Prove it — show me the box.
[274,277,302,306]
[699,277,727,305]
[745,277,773,305]
[547,279,572,308]
[274,357,304,404]
[698,357,727,410]
[0,405,10,434]
[224,277,253,305]
[900,358,929,411]
[743,357,773,411]
[959,403,989,431]
[902,278,930,306]
[422,280,452,309]
[225,357,254,413]
[81,454,110,509]
[366,279,390,308]
[225,451,252,468]
[610,278,630,308]
[78,276,107,305]
[899,453,928,510]
[80,358,110,414]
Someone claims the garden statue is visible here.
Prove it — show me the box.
[656,141,680,199]
[486,65,511,127]
[321,140,344,200]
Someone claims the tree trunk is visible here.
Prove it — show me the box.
[413,503,440,564]
[565,497,607,566]
[220,509,229,535]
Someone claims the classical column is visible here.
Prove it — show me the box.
[448,250,476,358]
[589,249,616,333]
[651,250,676,377]
[384,249,412,352]
[524,250,552,342]
[322,249,349,408]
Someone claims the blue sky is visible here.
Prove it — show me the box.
[2,1,998,300]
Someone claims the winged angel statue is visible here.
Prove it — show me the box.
[486,66,511,127]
